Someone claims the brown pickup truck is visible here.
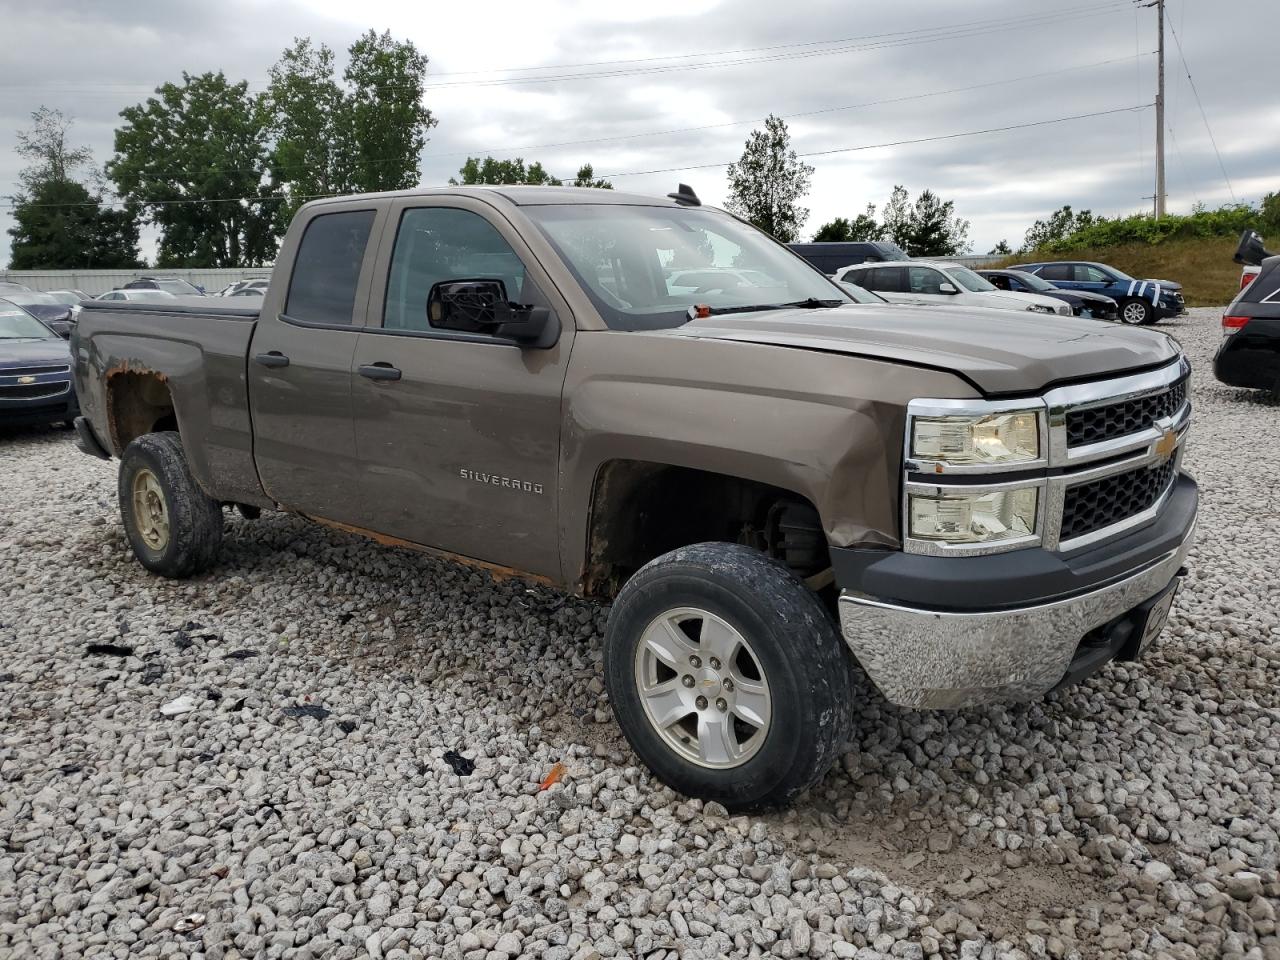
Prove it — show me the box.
[72,185,1198,808]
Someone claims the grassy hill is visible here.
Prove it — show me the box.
[993,236,1243,307]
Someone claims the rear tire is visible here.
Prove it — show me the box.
[1120,298,1153,325]
[604,542,854,810]
[119,431,223,578]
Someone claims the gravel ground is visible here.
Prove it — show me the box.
[1,306,1277,960]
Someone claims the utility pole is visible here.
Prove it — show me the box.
[1155,0,1166,218]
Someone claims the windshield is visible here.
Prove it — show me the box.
[875,242,910,261]
[155,279,202,296]
[1005,270,1056,292]
[836,280,886,304]
[944,266,999,293]
[130,291,178,302]
[524,205,850,330]
[1105,266,1132,281]
[0,304,54,339]
[44,291,82,305]
[1,291,58,306]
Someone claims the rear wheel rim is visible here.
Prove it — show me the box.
[131,468,170,552]
[1122,302,1147,324]
[633,607,772,769]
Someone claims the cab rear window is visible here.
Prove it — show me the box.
[286,210,375,326]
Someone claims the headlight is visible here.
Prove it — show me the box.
[911,411,1040,466]
[908,487,1039,544]
[1027,304,1055,314]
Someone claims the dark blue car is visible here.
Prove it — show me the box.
[0,301,78,427]
[1011,261,1185,326]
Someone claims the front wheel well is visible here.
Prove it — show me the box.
[581,460,830,600]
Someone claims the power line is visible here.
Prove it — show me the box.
[4,101,1148,211]
[592,104,1152,178]
[1166,17,1234,201]
[0,2,1132,98]
[46,53,1147,183]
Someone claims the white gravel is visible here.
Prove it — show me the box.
[1,306,1277,960]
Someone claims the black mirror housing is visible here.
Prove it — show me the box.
[427,279,559,348]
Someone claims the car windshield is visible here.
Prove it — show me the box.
[0,304,54,339]
[130,291,178,302]
[944,266,999,293]
[1,291,58,306]
[524,205,851,330]
[154,279,202,296]
[1103,265,1132,281]
[44,291,82,305]
[836,280,886,304]
[875,242,910,261]
[1004,270,1056,292]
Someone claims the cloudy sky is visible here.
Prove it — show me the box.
[1,0,1276,265]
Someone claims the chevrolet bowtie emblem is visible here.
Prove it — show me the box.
[17,376,36,384]
[1154,428,1178,459]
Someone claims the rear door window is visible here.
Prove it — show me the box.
[1037,264,1072,282]
[866,267,907,293]
[286,209,375,326]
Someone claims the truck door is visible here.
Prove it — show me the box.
[349,197,575,581]
[247,206,381,525]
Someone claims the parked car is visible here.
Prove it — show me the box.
[1216,233,1279,392]
[837,261,1071,315]
[44,289,92,305]
[215,278,271,297]
[72,184,1195,809]
[123,277,206,297]
[96,289,179,303]
[978,269,1118,320]
[0,301,78,427]
[0,291,75,338]
[835,280,888,303]
[1235,229,1269,292]
[0,280,33,293]
[1011,260,1184,325]
[789,241,909,275]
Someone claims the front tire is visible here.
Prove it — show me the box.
[1120,298,1153,325]
[118,431,223,578]
[604,542,854,810]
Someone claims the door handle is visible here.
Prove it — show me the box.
[358,362,402,382]
[254,351,290,368]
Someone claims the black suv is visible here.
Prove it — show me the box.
[788,241,909,276]
[1216,233,1280,392]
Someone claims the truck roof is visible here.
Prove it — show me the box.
[303,185,693,211]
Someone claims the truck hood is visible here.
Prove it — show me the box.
[669,304,1180,396]
[980,290,1065,311]
[0,338,72,367]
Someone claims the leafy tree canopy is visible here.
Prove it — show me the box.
[812,204,882,242]
[108,72,280,267]
[725,115,813,242]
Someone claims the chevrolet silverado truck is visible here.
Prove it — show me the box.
[72,185,1198,809]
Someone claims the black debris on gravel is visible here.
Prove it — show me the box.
[338,719,358,734]
[443,750,475,777]
[224,649,258,660]
[139,662,164,686]
[85,643,134,657]
[283,704,330,720]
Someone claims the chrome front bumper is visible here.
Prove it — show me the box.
[837,524,1195,709]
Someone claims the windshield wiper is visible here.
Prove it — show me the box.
[686,297,844,319]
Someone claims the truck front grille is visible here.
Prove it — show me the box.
[0,363,70,378]
[1060,459,1177,542]
[1066,378,1187,448]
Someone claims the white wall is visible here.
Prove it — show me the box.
[0,268,273,297]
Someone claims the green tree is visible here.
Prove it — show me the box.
[451,156,563,186]
[813,204,882,242]
[1021,205,1095,252]
[879,185,913,249]
[988,239,1012,256]
[572,164,613,189]
[905,189,971,257]
[724,115,813,242]
[7,107,141,268]
[1259,191,1280,234]
[264,38,352,222]
[8,179,142,269]
[109,72,279,267]
[344,30,436,193]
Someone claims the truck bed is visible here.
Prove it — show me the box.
[73,297,266,506]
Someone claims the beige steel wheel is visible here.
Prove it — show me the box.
[130,467,171,552]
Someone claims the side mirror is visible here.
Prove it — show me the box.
[427,279,559,348]
[1235,229,1275,267]
[938,282,958,294]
